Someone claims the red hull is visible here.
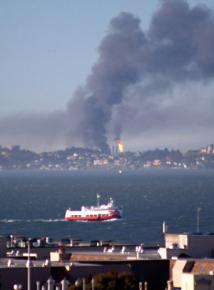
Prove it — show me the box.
[65,213,120,222]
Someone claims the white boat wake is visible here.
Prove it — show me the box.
[0,218,122,223]
[0,218,65,223]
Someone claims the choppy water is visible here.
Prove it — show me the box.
[0,169,214,245]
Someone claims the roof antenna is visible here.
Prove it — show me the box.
[197,207,202,233]
[97,193,100,207]
[162,221,168,234]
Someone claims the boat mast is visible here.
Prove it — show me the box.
[97,193,100,207]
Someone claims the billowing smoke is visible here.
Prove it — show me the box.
[67,0,214,152]
[1,0,214,152]
[67,13,145,152]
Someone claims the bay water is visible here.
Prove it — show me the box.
[0,170,214,245]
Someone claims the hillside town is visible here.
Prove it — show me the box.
[0,142,214,171]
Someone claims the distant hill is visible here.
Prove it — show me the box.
[0,144,213,170]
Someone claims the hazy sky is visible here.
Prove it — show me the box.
[0,0,160,115]
[0,0,214,152]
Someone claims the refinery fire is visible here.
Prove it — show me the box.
[117,140,124,154]
[112,139,124,156]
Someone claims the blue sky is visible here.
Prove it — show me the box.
[0,0,160,116]
[1,0,212,116]
[0,0,214,151]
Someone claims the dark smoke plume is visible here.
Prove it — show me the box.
[67,0,214,152]
[1,0,214,152]
[67,12,145,152]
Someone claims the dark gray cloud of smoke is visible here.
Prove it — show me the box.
[67,0,214,152]
[67,13,145,152]
[1,0,214,152]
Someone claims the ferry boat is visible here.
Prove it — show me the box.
[64,194,122,222]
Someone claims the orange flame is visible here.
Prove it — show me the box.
[117,140,124,153]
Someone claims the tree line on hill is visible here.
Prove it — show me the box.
[0,144,213,170]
